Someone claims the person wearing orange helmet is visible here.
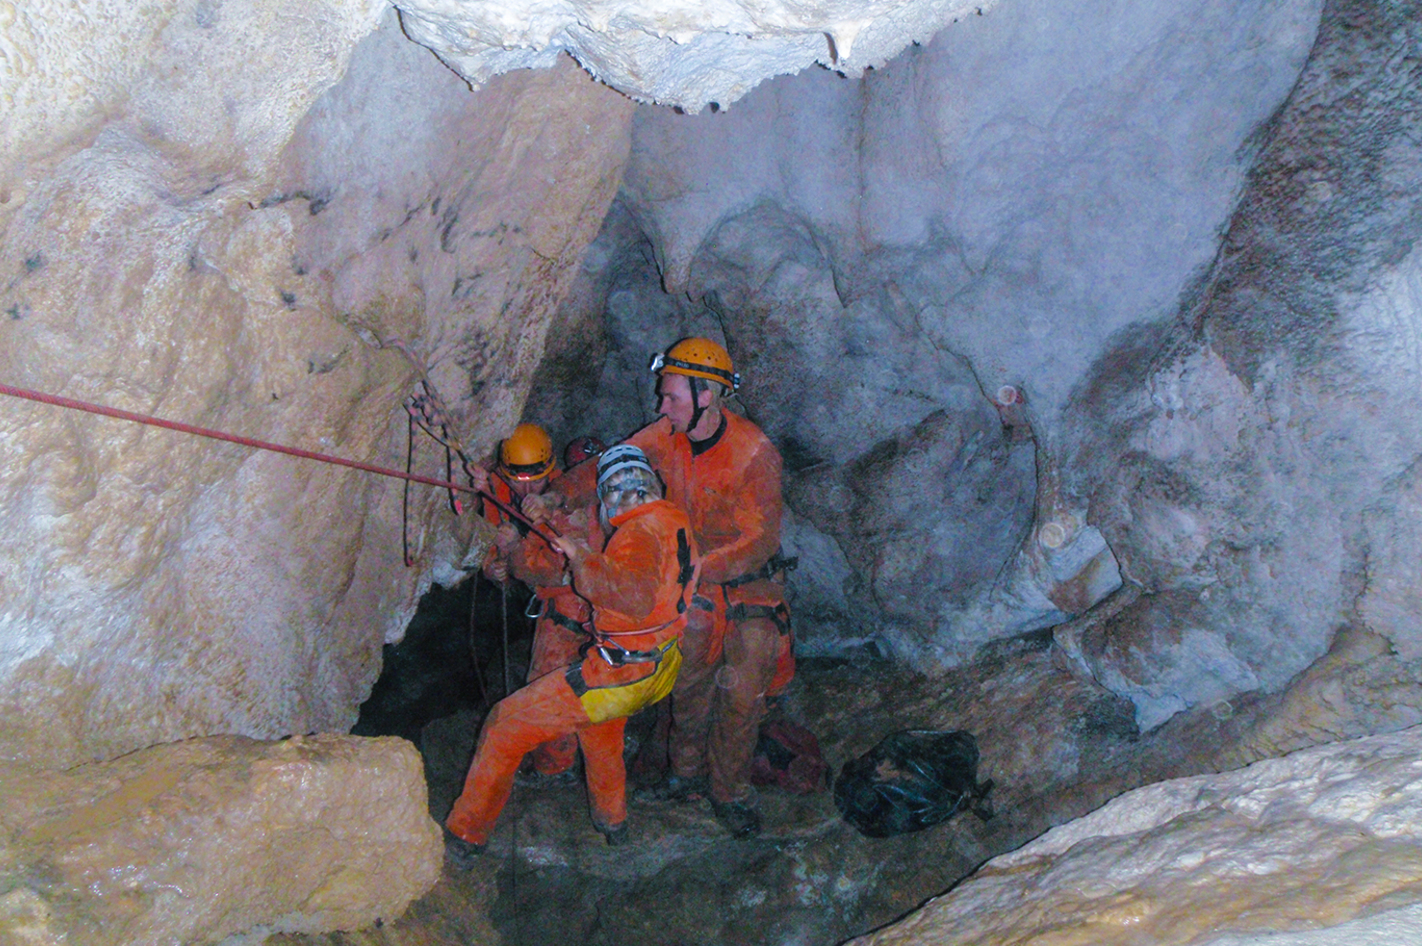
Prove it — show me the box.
[470,423,558,585]
[472,425,623,783]
[542,337,792,838]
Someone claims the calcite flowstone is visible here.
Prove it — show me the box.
[851,726,1422,946]
[0,734,440,946]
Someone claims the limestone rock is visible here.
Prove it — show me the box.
[1071,0,1422,727]
[0,734,441,946]
[395,0,998,113]
[0,11,633,768]
[532,0,1317,664]
[0,0,386,196]
[851,726,1422,946]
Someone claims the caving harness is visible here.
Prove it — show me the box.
[563,522,696,725]
[561,525,696,671]
[690,549,798,632]
[686,548,799,697]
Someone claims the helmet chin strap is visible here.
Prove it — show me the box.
[687,376,707,436]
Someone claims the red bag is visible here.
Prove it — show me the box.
[750,718,829,794]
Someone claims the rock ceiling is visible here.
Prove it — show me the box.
[396,0,999,110]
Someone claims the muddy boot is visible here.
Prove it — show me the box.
[443,829,485,870]
[710,797,762,839]
[598,822,631,847]
[635,774,708,803]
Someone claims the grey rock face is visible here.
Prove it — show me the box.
[1071,0,1422,728]
[536,0,1321,673]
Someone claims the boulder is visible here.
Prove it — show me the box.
[0,734,440,946]
[851,726,1422,946]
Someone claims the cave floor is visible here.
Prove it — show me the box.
[275,632,1266,946]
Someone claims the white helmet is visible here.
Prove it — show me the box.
[597,444,653,487]
[596,444,658,502]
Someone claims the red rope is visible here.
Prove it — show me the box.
[0,380,559,543]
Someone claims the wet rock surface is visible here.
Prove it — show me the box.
[270,567,1422,946]
[277,633,1274,946]
[280,649,1127,946]
[0,734,440,946]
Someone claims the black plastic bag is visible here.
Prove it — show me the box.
[833,730,994,838]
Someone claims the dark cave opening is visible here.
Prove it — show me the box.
[352,576,535,744]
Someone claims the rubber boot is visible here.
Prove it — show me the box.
[710,797,762,839]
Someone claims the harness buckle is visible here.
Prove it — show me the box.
[597,643,629,667]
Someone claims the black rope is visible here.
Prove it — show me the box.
[402,409,416,567]
[500,580,521,946]
[443,437,459,514]
[467,576,491,709]
[500,582,512,696]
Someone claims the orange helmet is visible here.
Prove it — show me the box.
[499,424,554,481]
[650,337,740,391]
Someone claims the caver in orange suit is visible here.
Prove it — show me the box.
[477,424,586,772]
[445,497,700,845]
[558,411,791,806]
[478,468,562,578]
[477,423,560,581]
[509,503,604,775]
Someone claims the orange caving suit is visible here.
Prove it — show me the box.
[480,467,589,774]
[477,470,559,580]
[445,499,700,844]
[558,411,792,805]
[510,503,604,775]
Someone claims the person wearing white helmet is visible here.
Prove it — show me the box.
[537,338,793,839]
[445,445,700,862]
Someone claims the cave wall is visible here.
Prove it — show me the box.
[0,6,632,767]
[537,0,1422,740]
[4,0,1416,773]
[1066,0,1422,729]
[531,0,1324,673]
